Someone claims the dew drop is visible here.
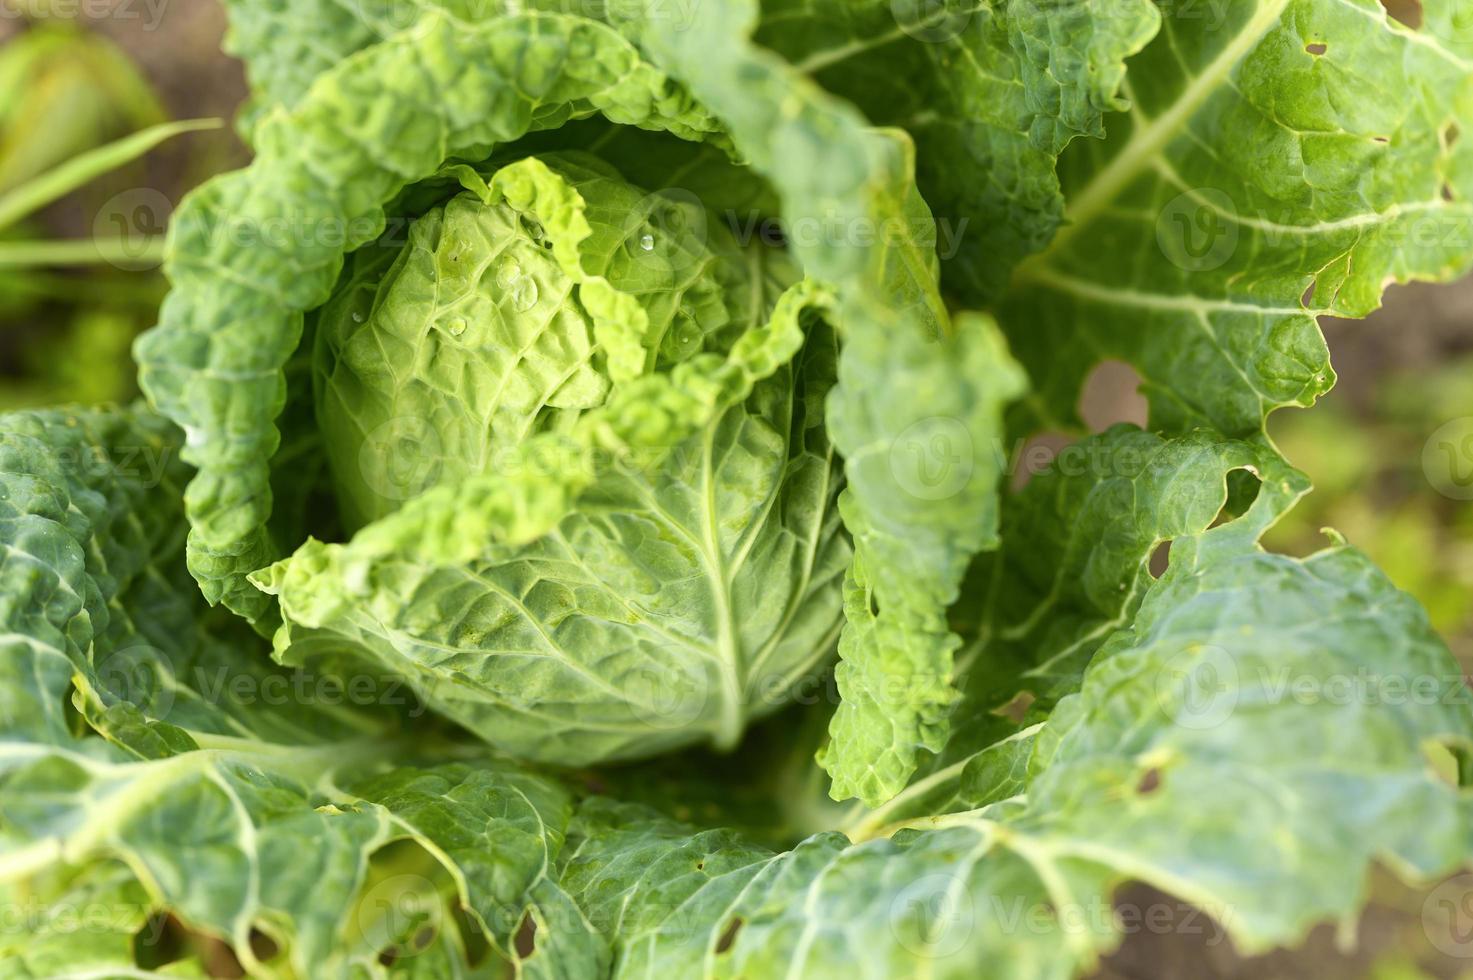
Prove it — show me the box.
[493,256,539,312]
[495,256,522,289]
[639,233,655,252]
[663,309,703,359]
[351,311,365,323]
[446,316,468,337]
[510,277,538,312]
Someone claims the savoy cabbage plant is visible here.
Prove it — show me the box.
[4,0,1473,976]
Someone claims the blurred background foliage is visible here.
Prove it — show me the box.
[0,2,1470,977]
[0,0,244,409]
[1265,335,1473,663]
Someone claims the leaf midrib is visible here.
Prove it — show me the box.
[1024,0,1291,268]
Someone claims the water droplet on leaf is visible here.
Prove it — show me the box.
[663,309,703,359]
[492,257,539,312]
[495,257,522,289]
[510,277,538,312]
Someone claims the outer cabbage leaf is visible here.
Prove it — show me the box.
[0,863,205,978]
[221,0,605,135]
[0,745,586,978]
[0,405,188,745]
[220,0,382,134]
[541,523,1473,978]
[754,0,1161,300]
[847,426,1313,832]
[0,404,597,977]
[1003,0,1473,436]
[0,404,410,761]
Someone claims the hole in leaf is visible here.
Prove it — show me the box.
[1214,467,1264,526]
[514,913,538,959]
[1371,135,1389,144]
[867,589,880,618]
[1079,360,1148,433]
[248,929,280,963]
[1136,768,1162,795]
[1380,0,1423,29]
[1301,280,1318,308]
[1447,122,1462,148]
[715,917,744,954]
[452,904,492,966]
[1444,183,1457,203]
[519,214,552,248]
[993,690,1037,725]
[1305,41,1328,56]
[198,937,246,978]
[1148,541,1172,579]
[696,861,706,871]
[1010,431,1073,491]
[134,913,188,971]
[1424,736,1473,787]
[357,840,452,967]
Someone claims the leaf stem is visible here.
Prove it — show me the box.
[0,117,221,230]
[0,238,167,268]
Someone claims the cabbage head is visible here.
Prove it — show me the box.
[250,151,849,763]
